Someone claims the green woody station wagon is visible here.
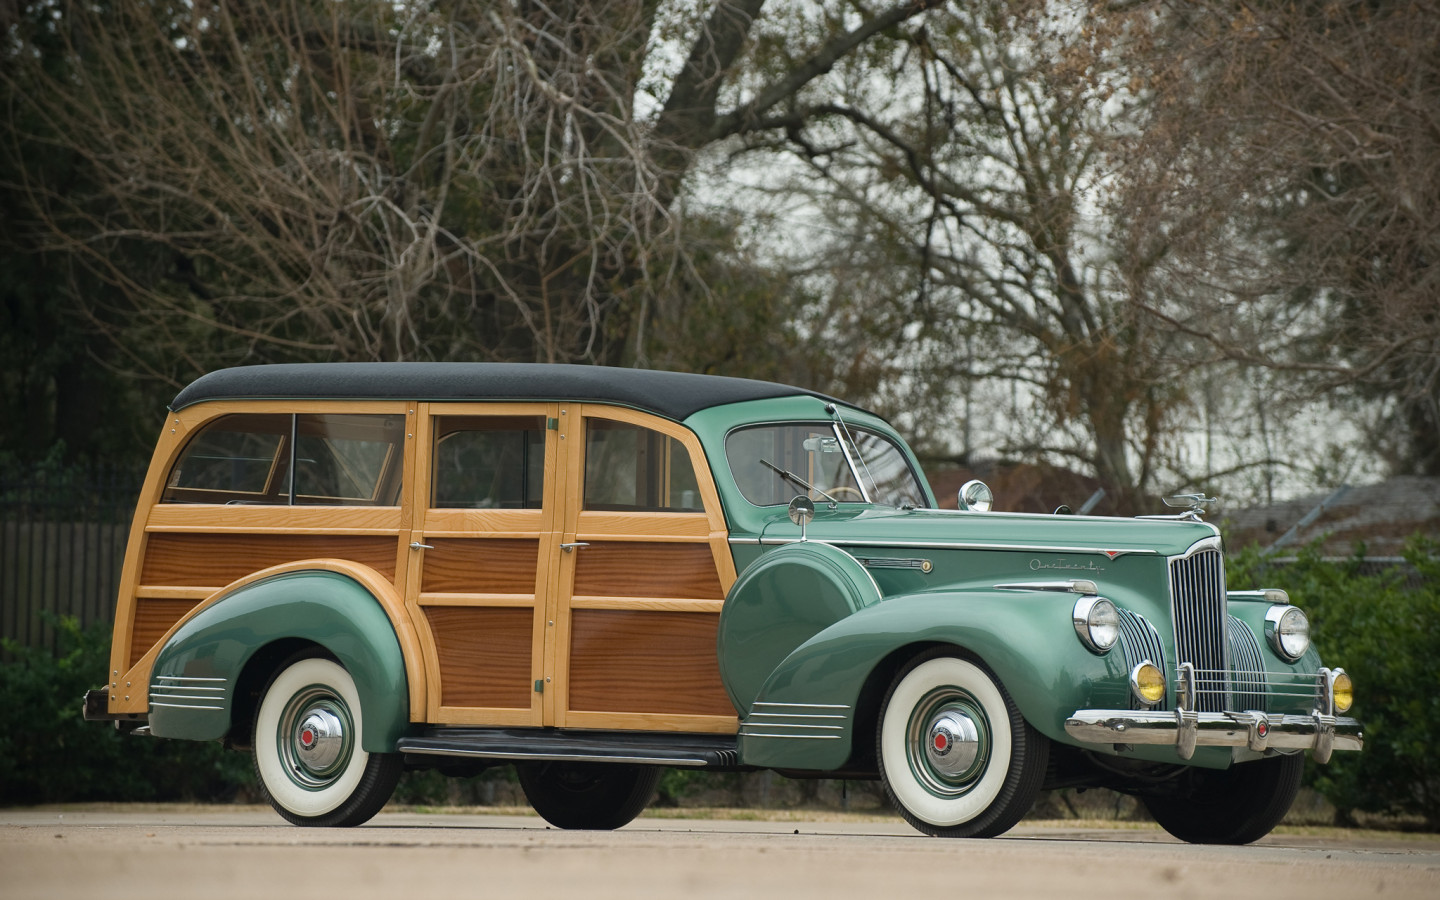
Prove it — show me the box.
[84,363,1361,842]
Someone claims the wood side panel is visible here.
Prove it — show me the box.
[128,597,199,667]
[420,538,540,595]
[571,542,722,600]
[567,610,734,716]
[424,606,534,709]
[140,533,397,585]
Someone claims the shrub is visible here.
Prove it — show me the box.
[1227,536,1440,827]
[0,615,253,805]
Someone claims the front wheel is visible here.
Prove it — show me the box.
[517,761,660,830]
[254,654,402,827]
[877,651,1048,838]
[1141,753,1304,844]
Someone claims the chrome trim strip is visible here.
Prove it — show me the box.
[739,733,843,740]
[398,747,712,767]
[747,713,846,721]
[149,701,225,710]
[740,722,843,731]
[150,693,226,701]
[996,580,1094,593]
[154,675,227,682]
[751,702,850,710]
[748,538,1160,555]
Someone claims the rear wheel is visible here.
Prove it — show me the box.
[1141,753,1304,844]
[517,761,660,830]
[253,654,402,827]
[877,651,1048,837]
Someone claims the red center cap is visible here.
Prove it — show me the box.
[300,728,315,747]
[933,732,949,752]
[1257,723,1268,737]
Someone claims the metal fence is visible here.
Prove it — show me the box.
[1,467,143,653]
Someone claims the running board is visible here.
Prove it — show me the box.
[396,728,744,769]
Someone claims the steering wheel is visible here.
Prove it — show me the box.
[827,486,865,502]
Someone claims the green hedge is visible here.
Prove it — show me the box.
[1227,536,1440,827]
[0,615,254,804]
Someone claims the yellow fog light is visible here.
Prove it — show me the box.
[1331,670,1354,713]
[1130,661,1166,706]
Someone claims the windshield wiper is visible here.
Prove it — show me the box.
[760,459,839,508]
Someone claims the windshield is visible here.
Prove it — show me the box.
[725,423,928,508]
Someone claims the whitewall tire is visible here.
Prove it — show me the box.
[254,654,402,827]
[877,652,1047,837]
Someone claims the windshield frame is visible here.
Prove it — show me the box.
[723,420,930,510]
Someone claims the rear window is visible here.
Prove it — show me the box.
[163,413,404,505]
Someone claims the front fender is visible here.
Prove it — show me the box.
[738,590,1128,770]
[148,570,409,752]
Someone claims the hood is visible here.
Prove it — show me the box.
[757,506,1219,560]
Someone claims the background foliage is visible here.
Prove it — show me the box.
[1227,538,1440,827]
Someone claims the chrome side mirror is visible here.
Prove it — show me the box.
[957,480,993,512]
[788,495,816,540]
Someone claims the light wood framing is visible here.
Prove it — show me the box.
[107,395,742,737]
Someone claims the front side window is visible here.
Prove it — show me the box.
[583,419,703,512]
[163,413,404,506]
[725,423,927,508]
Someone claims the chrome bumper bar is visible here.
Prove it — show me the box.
[1064,709,1363,763]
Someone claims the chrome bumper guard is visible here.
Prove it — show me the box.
[1064,708,1363,763]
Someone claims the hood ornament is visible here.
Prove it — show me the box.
[1162,493,1218,521]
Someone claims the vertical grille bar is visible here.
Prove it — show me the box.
[1227,615,1268,712]
[1117,609,1166,710]
[1169,547,1231,712]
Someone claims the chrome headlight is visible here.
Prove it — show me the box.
[1265,605,1310,662]
[1073,596,1119,654]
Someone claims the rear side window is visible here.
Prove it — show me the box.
[163,413,404,506]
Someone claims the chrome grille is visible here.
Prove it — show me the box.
[1169,546,1230,712]
[1117,609,1166,710]
[1226,615,1268,712]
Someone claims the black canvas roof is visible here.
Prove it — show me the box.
[170,363,846,421]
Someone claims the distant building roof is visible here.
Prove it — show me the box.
[1222,476,1440,556]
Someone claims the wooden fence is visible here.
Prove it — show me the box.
[1,467,141,653]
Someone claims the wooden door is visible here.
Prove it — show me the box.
[547,405,739,733]
[406,403,561,726]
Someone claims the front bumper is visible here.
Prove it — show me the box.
[1064,708,1363,763]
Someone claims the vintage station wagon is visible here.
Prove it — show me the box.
[85,363,1362,842]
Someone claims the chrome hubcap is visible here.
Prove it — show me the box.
[907,689,990,797]
[294,708,345,772]
[925,709,982,779]
[277,686,354,790]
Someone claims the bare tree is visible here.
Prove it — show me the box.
[2,0,942,387]
[727,0,1192,510]
[1116,0,1440,476]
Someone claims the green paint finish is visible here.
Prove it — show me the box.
[718,541,883,714]
[738,589,1131,770]
[148,571,409,751]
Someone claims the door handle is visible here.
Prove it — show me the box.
[559,542,590,553]
[409,541,435,551]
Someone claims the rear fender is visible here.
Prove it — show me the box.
[148,564,413,752]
